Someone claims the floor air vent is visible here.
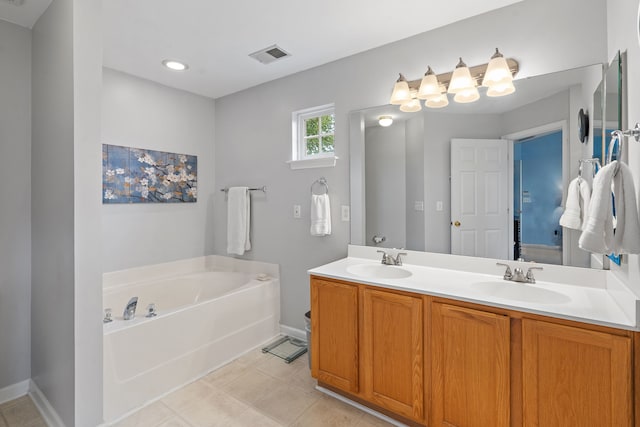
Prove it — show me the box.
[249,44,291,64]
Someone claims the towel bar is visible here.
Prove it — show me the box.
[220,186,266,193]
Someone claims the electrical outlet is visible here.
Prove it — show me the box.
[293,205,301,218]
[414,201,424,211]
[341,205,350,221]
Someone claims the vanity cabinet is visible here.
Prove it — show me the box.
[310,275,636,427]
[431,303,510,427]
[310,278,359,393]
[521,319,632,427]
[362,287,424,421]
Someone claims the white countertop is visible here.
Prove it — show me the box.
[308,246,640,331]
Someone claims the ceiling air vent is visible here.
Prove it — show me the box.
[249,44,291,65]
[0,0,25,5]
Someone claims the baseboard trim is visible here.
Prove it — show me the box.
[29,380,66,427]
[279,324,306,341]
[0,380,29,405]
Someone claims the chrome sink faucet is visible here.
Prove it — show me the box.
[123,297,138,320]
[377,250,407,266]
[496,263,543,284]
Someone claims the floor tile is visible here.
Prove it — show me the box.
[156,416,192,427]
[212,407,282,427]
[0,396,44,427]
[112,401,174,427]
[171,386,249,427]
[355,412,395,426]
[251,379,320,425]
[161,380,215,413]
[217,369,275,406]
[290,396,364,427]
[202,360,250,388]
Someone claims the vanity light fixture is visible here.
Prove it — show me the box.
[389,74,412,105]
[389,49,518,111]
[482,48,515,97]
[162,59,189,71]
[378,116,393,127]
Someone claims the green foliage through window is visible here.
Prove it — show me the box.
[304,113,334,156]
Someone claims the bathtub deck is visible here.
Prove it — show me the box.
[111,348,392,427]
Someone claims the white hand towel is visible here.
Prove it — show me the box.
[227,187,251,255]
[578,179,591,231]
[310,194,331,236]
[579,161,617,254]
[559,177,582,230]
[612,162,640,254]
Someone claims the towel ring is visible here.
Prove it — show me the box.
[311,177,329,195]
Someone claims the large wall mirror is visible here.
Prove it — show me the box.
[350,63,610,269]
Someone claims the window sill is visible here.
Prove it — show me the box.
[287,156,339,170]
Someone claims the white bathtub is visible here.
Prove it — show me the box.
[102,256,280,424]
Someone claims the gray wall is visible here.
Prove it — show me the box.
[101,68,216,272]
[214,0,608,329]
[73,0,103,423]
[405,116,425,251]
[0,20,31,391]
[365,125,406,249]
[32,0,103,425]
[31,0,75,424]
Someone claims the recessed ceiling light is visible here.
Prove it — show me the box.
[162,59,189,71]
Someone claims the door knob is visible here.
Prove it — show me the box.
[453,220,461,227]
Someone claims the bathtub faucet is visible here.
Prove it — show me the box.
[123,297,138,320]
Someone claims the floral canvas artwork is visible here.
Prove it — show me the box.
[102,144,197,203]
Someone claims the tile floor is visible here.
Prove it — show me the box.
[113,347,393,427]
[0,395,46,427]
[0,347,394,427]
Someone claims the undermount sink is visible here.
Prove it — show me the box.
[346,263,412,279]
[472,281,570,304]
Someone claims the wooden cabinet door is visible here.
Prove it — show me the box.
[431,302,510,427]
[310,278,359,393]
[362,288,424,422]
[522,319,632,427]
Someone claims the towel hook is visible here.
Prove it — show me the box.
[311,177,329,195]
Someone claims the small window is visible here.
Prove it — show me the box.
[291,104,336,168]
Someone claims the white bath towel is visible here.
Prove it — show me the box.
[612,162,640,254]
[227,187,251,255]
[579,162,617,254]
[579,160,640,254]
[559,177,591,230]
[310,194,331,236]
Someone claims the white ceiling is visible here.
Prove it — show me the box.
[0,0,523,99]
[101,0,522,99]
[0,0,51,28]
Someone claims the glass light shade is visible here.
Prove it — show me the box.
[378,116,393,127]
[486,80,516,97]
[417,67,441,100]
[447,58,475,94]
[453,87,480,103]
[482,49,513,88]
[399,98,422,112]
[389,74,412,105]
[425,94,449,108]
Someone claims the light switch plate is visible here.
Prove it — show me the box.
[436,201,444,211]
[293,205,301,218]
[341,205,350,221]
